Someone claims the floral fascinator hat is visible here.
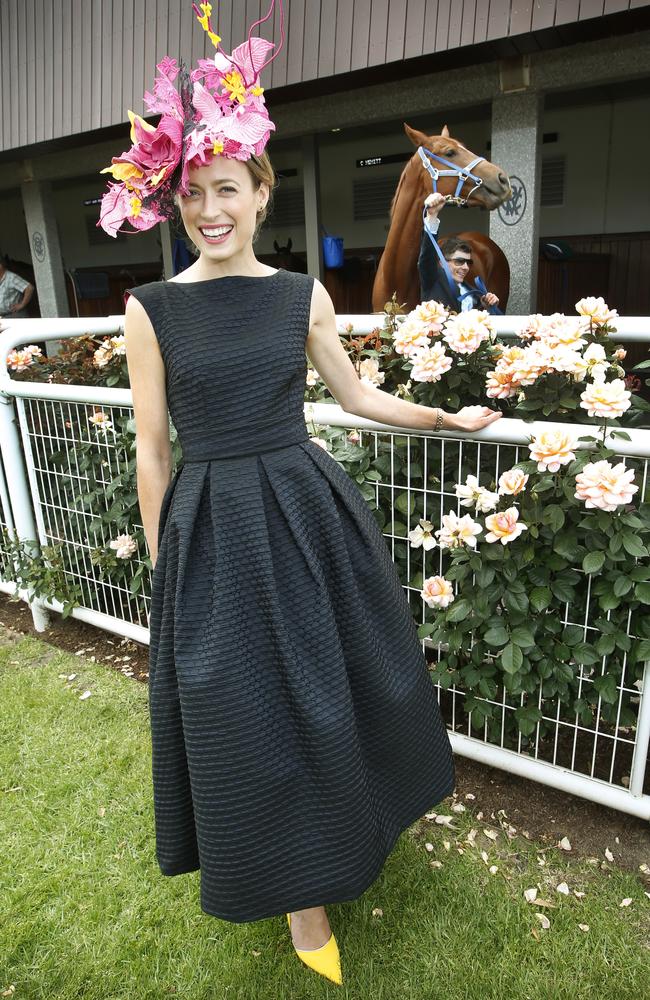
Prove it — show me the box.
[98,1,284,237]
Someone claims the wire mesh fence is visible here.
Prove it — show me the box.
[0,316,649,816]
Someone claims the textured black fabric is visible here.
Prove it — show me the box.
[128,269,455,923]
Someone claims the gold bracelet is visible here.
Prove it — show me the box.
[433,408,444,432]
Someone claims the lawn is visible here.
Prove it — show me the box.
[1,634,648,1000]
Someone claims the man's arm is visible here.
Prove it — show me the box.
[12,283,34,313]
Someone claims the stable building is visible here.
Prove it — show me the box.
[1,0,649,318]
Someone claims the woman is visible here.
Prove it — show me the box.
[106,2,502,986]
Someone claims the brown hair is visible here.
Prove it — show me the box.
[442,238,472,260]
[246,151,277,232]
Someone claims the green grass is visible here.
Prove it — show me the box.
[1,634,648,1000]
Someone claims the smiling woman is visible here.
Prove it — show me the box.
[102,0,502,990]
[176,154,276,265]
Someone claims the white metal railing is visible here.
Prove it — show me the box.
[1,315,649,820]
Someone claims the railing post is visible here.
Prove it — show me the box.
[0,393,49,631]
[629,661,650,802]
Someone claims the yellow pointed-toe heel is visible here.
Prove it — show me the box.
[287,913,343,986]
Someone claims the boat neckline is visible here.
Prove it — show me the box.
[166,268,282,286]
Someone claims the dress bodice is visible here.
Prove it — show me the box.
[128,269,315,461]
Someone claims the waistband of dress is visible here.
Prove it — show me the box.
[181,420,310,463]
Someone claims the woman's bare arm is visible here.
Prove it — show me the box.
[305,280,502,434]
[124,295,173,567]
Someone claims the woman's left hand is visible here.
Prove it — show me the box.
[445,406,502,432]
[480,292,499,307]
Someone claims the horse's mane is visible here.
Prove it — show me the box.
[389,154,416,220]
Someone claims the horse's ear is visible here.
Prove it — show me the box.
[273,240,280,253]
[441,124,450,138]
[403,123,430,148]
[287,237,292,251]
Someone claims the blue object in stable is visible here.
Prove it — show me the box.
[322,235,344,269]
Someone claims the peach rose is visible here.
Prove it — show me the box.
[580,379,631,419]
[359,357,385,386]
[7,346,42,371]
[410,300,447,333]
[498,468,529,496]
[306,367,319,386]
[443,313,491,355]
[576,297,618,327]
[410,342,452,383]
[393,318,430,357]
[486,369,519,399]
[575,460,638,512]
[484,507,527,545]
[89,411,113,432]
[528,428,576,472]
[421,575,455,609]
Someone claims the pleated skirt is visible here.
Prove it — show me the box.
[148,439,455,922]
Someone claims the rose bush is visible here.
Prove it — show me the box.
[4,295,649,749]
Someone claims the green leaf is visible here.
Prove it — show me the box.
[510,625,536,648]
[634,638,650,662]
[572,642,600,665]
[529,586,552,612]
[484,625,510,647]
[593,673,618,704]
[446,598,472,623]
[394,492,415,516]
[634,582,650,605]
[582,550,606,575]
[622,533,648,558]
[562,625,584,647]
[613,575,633,597]
[551,579,576,604]
[501,643,523,674]
[514,705,543,737]
[475,566,495,588]
[417,623,436,639]
[503,589,529,615]
[596,634,616,657]
[543,505,565,533]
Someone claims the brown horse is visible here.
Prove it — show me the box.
[372,124,512,312]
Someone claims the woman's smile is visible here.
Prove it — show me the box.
[198,223,234,245]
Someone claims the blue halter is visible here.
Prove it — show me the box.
[417,145,502,315]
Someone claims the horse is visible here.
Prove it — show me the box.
[271,238,308,274]
[372,124,512,313]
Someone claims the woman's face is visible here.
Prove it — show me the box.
[177,157,268,263]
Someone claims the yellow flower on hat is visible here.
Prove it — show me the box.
[129,196,142,217]
[250,85,264,96]
[127,109,156,144]
[100,161,144,184]
[212,139,224,155]
[223,70,247,103]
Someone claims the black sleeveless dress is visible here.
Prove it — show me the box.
[128,269,455,923]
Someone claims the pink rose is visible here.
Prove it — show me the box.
[528,429,576,473]
[484,508,527,545]
[498,468,529,496]
[421,576,455,609]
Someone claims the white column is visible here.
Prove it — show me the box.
[489,91,542,315]
[301,134,323,281]
[20,177,69,318]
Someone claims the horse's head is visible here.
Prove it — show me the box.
[404,123,511,210]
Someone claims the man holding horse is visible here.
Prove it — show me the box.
[418,193,501,313]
